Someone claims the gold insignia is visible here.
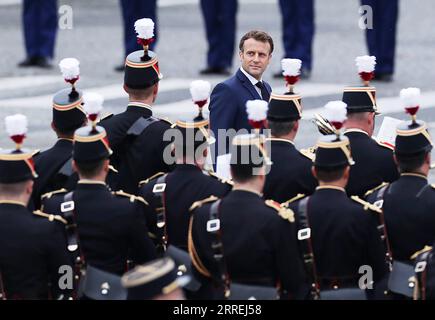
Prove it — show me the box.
[108,165,118,173]
[351,196,382,214]
[265,200,295,223]
[282,193,306,207]
[113,190,149,205]
[299,147,316,161]
[138,172,166,186]
[364,182,389,198]
[33,210,67,224]
[189,195,219,212]
[374,139,395,151]
[41,188,67,200]
[206,171,234,186]
[410,246,433,260]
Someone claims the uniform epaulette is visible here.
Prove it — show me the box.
[299,147,316,161]
[364,182,389,198]
[410,246,433,260]
[189,195,219,212]
[282,193,307,207]
[431,184,435,190]
[350,195,382,214]
[206,171,234,186]
[41,188,68,200]
[99,113,113,121]
[374,139,395,151]
[113,190,149,205]
[138,172,166,186]
[108,165,118,173]
[265,200,295,223]
[33,210,67,224]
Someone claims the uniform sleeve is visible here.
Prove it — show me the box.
[45,223,74,299]
[209,83,237,158]
[273,218,310,300]
[127,203,157,265]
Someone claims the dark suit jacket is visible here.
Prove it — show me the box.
[209,69,272,157]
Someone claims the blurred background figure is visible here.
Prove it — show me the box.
[274,0,315,79]
[361,0,399,82]
[116,0,158,72]
[19,0,58,68]
[199,0,238,75]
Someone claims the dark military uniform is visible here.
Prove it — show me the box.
[264,93,317,202]
[42,183,157,275]
[287,187,388,289]
[189,190,308,299]
[101,45,173,194]
[366,175,435,263]
[0,202,72,299]
[345,129,398,196]
[41,124,157,276]
[138,165,232,250]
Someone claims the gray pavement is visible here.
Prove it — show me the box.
[1,0,435,164]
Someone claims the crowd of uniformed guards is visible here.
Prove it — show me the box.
[1,18,435,301]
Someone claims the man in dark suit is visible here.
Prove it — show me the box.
[199,0,238,75]
[209,30,273,159]
[19,0,58,68]
[342,86,399,197]
[188,134,309,300]
[263,93,317,203]
[0,116,72,300]
[274,0,315,79]
[116,0,158,71]
[361,0,399,81]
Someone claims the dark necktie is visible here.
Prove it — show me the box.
[255,81,270,101]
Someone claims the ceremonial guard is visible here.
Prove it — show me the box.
[31,58,87,209]
[188,133,308,300]
[41,97,156,283]
[366,88,435,263]
[101,18,173,194]
[263,59,317,202]
[284,102,388,299]
[0,114,72,300]
[138,81,232,252]
[341,56,398,196]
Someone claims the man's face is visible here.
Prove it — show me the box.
[239,38,272,80]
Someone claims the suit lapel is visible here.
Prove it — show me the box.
[236,69,262,100]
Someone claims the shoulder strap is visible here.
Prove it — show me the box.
[297,197,320,299]
[58,157,73,177]
[127,116,159,136]
[414,248,433,300]
[373,185,394,271]
[153,174,169,254]
[61,192,85,297]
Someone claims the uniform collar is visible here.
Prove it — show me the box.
[78,179,106,186]
[127,102,153,112]
[400,173,428,180]
[0,200,27,207]
[175,163,202,171]
[266,137,295,146]
[58,138,74,142]
[240,67,262,86]
[316,185,346,193]
[344,128,369,136]
[232,187,263,197]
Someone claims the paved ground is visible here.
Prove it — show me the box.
[1,0,435,180]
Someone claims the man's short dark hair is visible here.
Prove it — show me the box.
[124,84,155,100]
[75,159,107,179]
[239,30,274,54]
[268,120,296,137]
[230,164,257,183]
[55,121,86,137]
[396,151,428,173]
[314,165,347,183]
